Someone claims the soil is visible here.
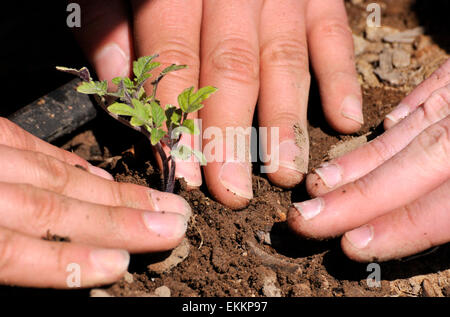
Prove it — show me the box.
[2,0,449,297]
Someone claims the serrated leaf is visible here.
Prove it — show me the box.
[185,102,204,113]
[131,99,150,122]
[192,149,207,166]
[133,55,160,82]
[170,109,182,126]
[112,77,134,89]
[182,119,199,135]
[130,116,145,127]
[177,86,194,112]
[186,86,217,113]
[150,128,166,145]
[150,101,166,128]
[107,102,136,116]
[77,80,108,96]
[161,64,187,75]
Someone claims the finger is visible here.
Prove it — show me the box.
[0,118,112,180]
[258,0,310,188]
[0,144,191,219]
[342,180,450,262]
[74,0,133,83]
[200,0,263,209]
[0,227,129,288]
[307,83,450,197]
[289,115,450,239]
[0,183,186,253]
[385,58,450,129]
[306,0,363,133]
[131,0,203,187]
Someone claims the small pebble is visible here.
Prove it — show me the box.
[154,286,171,297]
[123,271,134,284]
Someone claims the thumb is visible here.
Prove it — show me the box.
[72,0,134,82]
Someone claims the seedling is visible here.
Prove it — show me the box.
[57,54,217,193]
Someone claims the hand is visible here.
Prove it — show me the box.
[0,119,190,288]
[288,59,450,262]
[74,0,362,209]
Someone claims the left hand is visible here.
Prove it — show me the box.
[288,59,450,262]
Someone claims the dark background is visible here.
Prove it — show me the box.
[0,2,87,117]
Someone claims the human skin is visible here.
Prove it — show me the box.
[0,118,191,288]
[289,59,450,262]
[74,0,363,209]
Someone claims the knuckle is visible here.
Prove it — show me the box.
[350,176,372,200]
[415,119,450,161]
[28,187,63,232]
[209,38,259,83]
[367,137,396,165]
[35,153,70,194]
[267,111,303,127]
[0,230,15,273]
[260,36,310,71]
[109,182,130,207]
[158,40,200,69]
[422,86,450,122]
[310,19,353,40]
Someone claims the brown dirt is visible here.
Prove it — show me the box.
[80,0,449,297]
[2,0,449,297]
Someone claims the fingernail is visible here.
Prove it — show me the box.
[293,197,324,221]
[90,249,130,277]
[148,189,192,220]
[341,95,364,125]
[175,162,202,187]
[314,163,342,189]
[219,161,253,200]
[277,140,307,174]
[94,43,130,80]
[344,225,373,249]
[142,212,187,239]
[87,165,114,181]
[385,103,410,124]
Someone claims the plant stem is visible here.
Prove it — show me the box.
[166,158,176,193]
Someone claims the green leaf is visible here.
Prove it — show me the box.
[130,116,145,127]
[170,109,182,126]
[185,102,204,113]
[150,101,166,128]
[161,64,187,75]
[112,77,134,88]
[107,102,136,116]
[150,128,166,145]
[187,86,217,113]
[182,119,199,135]
[177,86,194,112]
[133,55,160,82]
[77,80,108,96]
[192,149,207,166]
[131,99,150,122]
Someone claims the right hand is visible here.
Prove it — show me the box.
[0,118,190,288]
